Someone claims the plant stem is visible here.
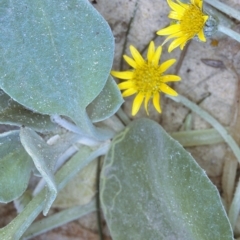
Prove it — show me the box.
[96,157,104,240]
[103,115,125,132]
[205,0,240,22]
[168,95,240,163]
[229,179,240,231]
[33,145,78,196]
[116,108,131,126]
[51,114,84,134]
[218,25,240,43]
[51,115,104,146]
[21,200,96,240]
[170,128,226,147]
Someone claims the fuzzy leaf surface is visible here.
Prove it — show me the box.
[87,76,123,123]
[101,118,233,240]
[19,127,86,215]
[0,0,114,139]
[0,90,58,133]
[20,127,58,215]
[0,130,32,203]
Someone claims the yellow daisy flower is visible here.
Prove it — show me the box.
[157,0,209,52]
[111,41,181,116]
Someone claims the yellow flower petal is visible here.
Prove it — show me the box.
[129,45,145,65]
[160,83,178,96]
[123,55,137,68]
[161,75,181,82]
[144,92,151,115]
[176,0,189,9]
[157,24,181,36]
[122,88,137,97]
[147,41,155,62]
[161,31,184,47]
[153,92,161,113]
[152,46,162,67]
[159,59,176,73]
[194,0,202,9]
[197,29,206,42]
[180,42,186,50]
[111,71,134,79]
[168,36,188,52]
[132,92,144,116]
[203,15,209,24]
[168,11,184,20]
[118,81,134,90]
[167,0,185,14]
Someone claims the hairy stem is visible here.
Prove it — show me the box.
[170,128,226,147]
[22,200,96,240]
[218,25,240,43]
[205,0,240,21]
[169,95,240,163]
[229,179,240,231]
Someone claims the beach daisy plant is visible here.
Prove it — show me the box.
[0,0,239,239]
[111,41,181,116]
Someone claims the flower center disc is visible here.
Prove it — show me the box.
[133,64,162,94]
[181,5,205,36]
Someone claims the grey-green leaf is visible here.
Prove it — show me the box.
[0,0,114,139]
[0,130,33,203]
[20,127,58,215]
[0,90,58,133]
[101,118,233,240]
[87,76,123,123]
[19,127,85,215]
